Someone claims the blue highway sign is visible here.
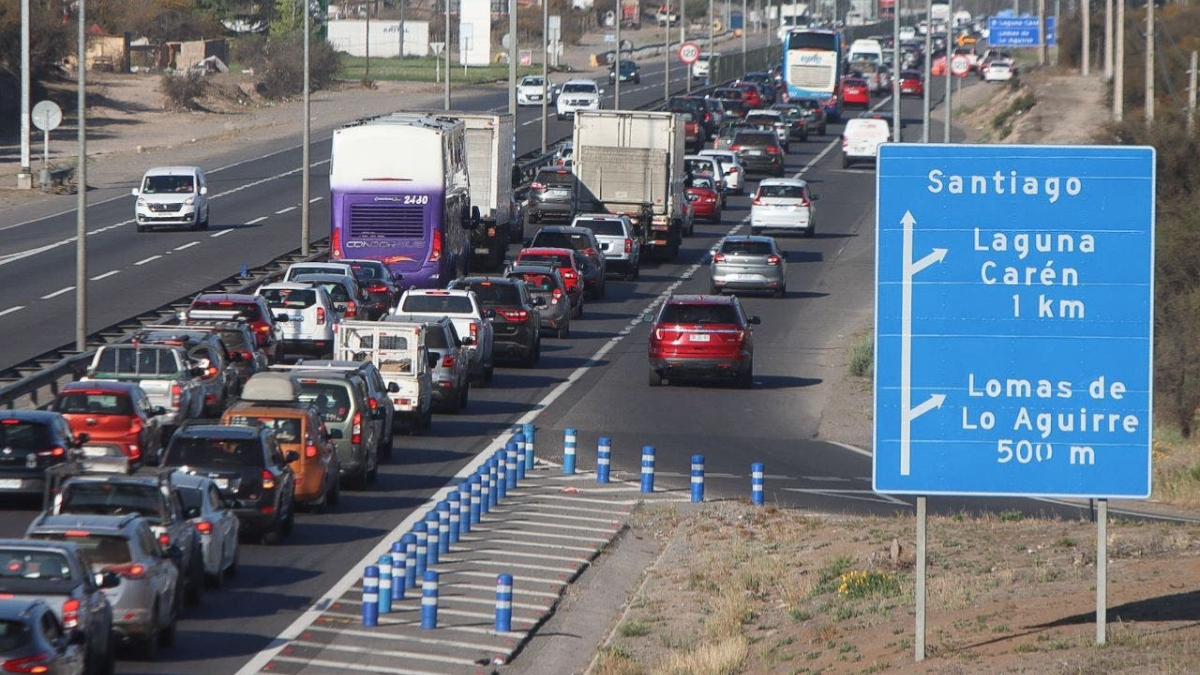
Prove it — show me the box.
[874,144,1155,498]
[988,16,1042,47]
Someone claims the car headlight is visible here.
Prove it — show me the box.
[184,196,195,205]
[136,198,147,207]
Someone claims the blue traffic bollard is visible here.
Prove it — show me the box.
[377,554,393,613]
[413,522,428,576]
[505,442,519,490]
[362,565,379,627]
[691,454,705,503]
[458,481,472,534]
[596,436,611,483]
[487,459,499,509]
[424,511,440,567]
[564,428,578,475]
[495,573,514,632]
[641,445,656,493]
[390,541,407,599]
[448,492,461,544]
[751,462,765,506]
[421,570,439,629]
[239,262,249,278]
[470,475,482,525]
[437,502,451,554]
[516,437,528,480]
[523,423,536,469]
[495,450,508,501]
[401,533,417,590]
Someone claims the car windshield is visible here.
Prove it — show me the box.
[0,421,51,450]
[797,99,820,110]
[92,346,179,377]
[191,301,262,322]
[573,219,624,236]
[535,171,573,187]
[0,620,31,652]
[401,294,474,314]
[733,132,776,146]
[0,551,71,581]
[688,176,716,190]
[142,175,194,194]
[659,303,739,324]
[562,83,596,94]
[288,266,345,279]
[260,288,316,309]
[522,77,544,86]
[29,534,132,568]
[424,329,450,350]
[348,263,385,281]
[213,329,251,352]
[52,392,134,416]
[758,184,807,199]
[511,272,557,293]
[722,240,774,255]
[58,483,162,519]
[227,415,302,443]
[312,282,350,303]
[176,486,203,516]
[685,160,716,175]
[463,283,520,307]
[296,383,352,423]
[166,436,263,467]
[534,232,591,251]
[519,253,571,268]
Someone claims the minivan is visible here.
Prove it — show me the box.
[132,166,209,232]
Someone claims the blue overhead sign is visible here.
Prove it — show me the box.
[989,16,1047,47]
[874,144,1155,498]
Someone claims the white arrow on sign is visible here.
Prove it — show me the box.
[900,210,947,477]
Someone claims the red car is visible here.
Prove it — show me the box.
[647,294,759,387]
[49,381,167,468]
[841,77,870,109]
[731,81,764,109]
[186,293,284,363]
[899,70,924,97]
[931,54,948,76]
[684,175,722,223]
[683,112,702,152]
[515,247,586,317]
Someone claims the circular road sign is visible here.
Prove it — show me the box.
[31,100,62,132]
[678,41,702,65]
[950,55,971,77]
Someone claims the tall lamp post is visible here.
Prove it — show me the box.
[542,0,549,153]
[19,0,32,189]
[509,0,517,117]
[301,0,312,256]
[75,0,88,351]
[444,0,451,109]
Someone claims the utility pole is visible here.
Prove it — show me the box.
[1082,0,1089,76]
[684,0,691,92]
[365,3,370,79]
[1037,0,1046,66]
[709,0,715,85]
[400,0,406,57]
[943,0,952,143]
[542,0,549,153]
[892,0,900,142]
[742,0,748,73]
[1145,0,1153,126]
[1189,51,1197,137]
[18,0,31,189]
[1104,0,1112,80]
[922,0,931,143]
[301,0,312,255]
[444,0,451,109]
[615,0,622,109]
[1053,0,1060,65]
[1114,0,1124,121]
[75,0,87,352]
[664,2,671,101]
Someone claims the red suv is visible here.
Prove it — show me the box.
[187,293,284,363]
[515,247,586,317]
[645,294,759,387]
[49,381,167,468]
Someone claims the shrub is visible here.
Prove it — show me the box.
[836,569,901,600]
[847,332,873,378]
[160,72,207,111]
[255,35,341,100]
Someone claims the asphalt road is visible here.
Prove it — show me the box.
[0,70,1141,675]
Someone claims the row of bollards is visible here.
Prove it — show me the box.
[362,424,538,631]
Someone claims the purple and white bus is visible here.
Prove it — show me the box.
[330,113,475,289]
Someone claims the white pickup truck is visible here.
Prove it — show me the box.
[388,289,496,384]
[334,320,435,434]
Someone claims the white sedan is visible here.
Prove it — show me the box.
[984,60,1015,82]
[750,178,819,237]
[173,472,240,587]
[517,75,554,106]
[699,149,746,195]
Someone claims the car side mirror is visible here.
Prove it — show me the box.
[533,296,547,307]
[190,366,205,377]
[284,450,300,463]
[199,186,209,196]
[274,314,290,322]
[130,187,140,197]
[152,406,167,417]
[75,432,91,447]
[165,545,184,560]
[387,382,400,393]
[329,428,344,439]
[484,308,497,320]
[392,272,404,281]
[641,313,656,323]
[748,316,762,325]
[96,571,121,589]
[811,194,820,201]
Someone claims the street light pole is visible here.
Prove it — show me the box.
[509,0,517,117]
[444,0,451,109]
[892,0,900,142]
[943,0,952,143]
[922,0,931,142]
[615,0,622,108]
[75,0,87,352]
[683,0,691,92]
[542,0,549,153]
[664,2,671,101]
[741,0,747,73]
[301,0,312,256]
[19,0,31,189]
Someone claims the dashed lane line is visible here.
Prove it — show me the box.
[40,286,74,300]
[89,270,120,281]
[173,241,201,251]
[134,255,161,266]
[210,229,235,238]
[0,306,25,318]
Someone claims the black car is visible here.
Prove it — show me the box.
[0,411,86,497]
[448,277,543,367]
[162,424,298,544]
[608,60,641,84]
[741,71,778,104]
[791,98,829,135]
[667,97,713,136]
[340,258,402,319]
[731,129,785,177]
[0,599,86,675]
[527,167,575,225]
[709,88,749,119]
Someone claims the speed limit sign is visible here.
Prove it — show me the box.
[950,55,971,76]
[678,41,701,65]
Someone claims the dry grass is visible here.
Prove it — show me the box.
[651,637,749,675]
[1150,426,1200,510]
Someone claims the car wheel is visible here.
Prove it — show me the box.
[158,609,177,648]
[445,385,463,413]
[381,431,394,460]
[737,363,754,388]
[281,500,295,535]
[97,633,116,675]
[367,450,380,482]
[206,561,224,590]
[136,223,146,233]
[842,155,851,169]
[483,364,495,384]
[326,474,341,507]
[556,323,570,339]
[526,339,541,368]
[200,213,210,230]
[648,368,663,387]
[774,285,787,299]
[600,281,607,299]
[226,546,239,577]
[458,383,470,411]
[185,552,204,606]
[138,611,160,661]
[805,225,816,238]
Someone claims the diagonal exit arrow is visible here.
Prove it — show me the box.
[911,247,948,276]
[907,394,946,423]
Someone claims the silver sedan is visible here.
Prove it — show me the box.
[710,235,788,298]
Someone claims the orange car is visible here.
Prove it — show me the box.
[222,374,340,509]
[49,381,167,468]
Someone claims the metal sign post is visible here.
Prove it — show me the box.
[31,100,62,190]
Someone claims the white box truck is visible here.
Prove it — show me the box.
[571,110,688,261]
[453,113,516,271]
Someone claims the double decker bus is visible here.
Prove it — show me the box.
[329,113,474,289]
[782,28,844,120]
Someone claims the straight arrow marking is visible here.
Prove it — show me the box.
[899,211,947,477]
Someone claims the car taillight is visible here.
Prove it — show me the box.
[730,144,743,151]
[470,322,479,340]
[206,366,219,378]
[331,228,342,257]
[352,411,362,445]
[551,288,563,304]
[624,238,633,253]
[196,521,213,535]
[317,307,326,325]
[500,309,528,322]
[367,282,388,293]
[713,253,726,263]
[305,444,318,458]
[157,533,170,547]
[441,355,456,367]
[171,383,182,407]
[3,653,52,673]
[767,254,781,266]
[704,112,711,122]
[800,197,811,207]
[35,446,65,458]
[240,350,254,362]
[530,181,546,189]
[256,324,271,335]
[428,230,443,263]
[345,300,358,318]
[842,136,848,148]
[654,328,664,340]
[561,269,577,280]
[61,599,80,630]
[368,396,379,411]
[766,146,781,154]
[752,196,763,205]
[262,469,276,490]
[107,563,146,580]
[583,247,598,257]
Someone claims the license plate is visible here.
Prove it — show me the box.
[214,478,229,490]
[748,150,763,155]
[474,247,490,254]
[0,480,22,489]
[689,333,711,342]
[82,446,113,458]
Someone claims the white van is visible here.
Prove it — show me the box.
[841,118,890,169]
[847,39,884,67]
[132,166,209,232]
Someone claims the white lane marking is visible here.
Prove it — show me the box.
[0,237,75,268]
[0,306,26,318]
[826,440,873,459]
[457,536,595,555]
[210,229,234,238]
[40,286,74,300]
[310,196,324,203]
[287,641,480,667]
[305,625,501,652]
[173,241,200,251]
[435,556,578,575]
[89,270,120,281]
[269,655,460,675]
[246,216,268,225]
[781,487,910,506]
[318,611,514,637]
[134,255,161,266]
[275,206,297,215]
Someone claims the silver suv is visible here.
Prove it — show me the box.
[710,235,788,298]
[570,214,641,281]
[27,514,181,660]
[256,282,340,358]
